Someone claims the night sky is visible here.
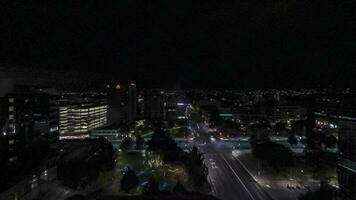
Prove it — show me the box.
[0,1,355,89]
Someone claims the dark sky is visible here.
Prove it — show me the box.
[0,0,355,89]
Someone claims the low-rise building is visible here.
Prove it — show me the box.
[273,105,306,124]
[90,124,127,142]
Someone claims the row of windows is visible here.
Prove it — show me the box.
[60,120,106,133]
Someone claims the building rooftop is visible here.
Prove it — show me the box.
[92,123,122,130]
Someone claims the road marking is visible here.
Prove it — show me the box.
[232,155,274,200]
[221,155,256,200]
[232,154,258,182]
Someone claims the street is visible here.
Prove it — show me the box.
[188,108,270,200]
[200,142,271,200]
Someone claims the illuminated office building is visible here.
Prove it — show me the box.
[59,102,107,137]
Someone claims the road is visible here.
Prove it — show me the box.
[200,142,272,200]
[188,107,271,200]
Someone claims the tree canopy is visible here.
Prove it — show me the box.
[120,168,139,193]
[120,137,134,151]
[57,138,115,189]
[147,129,185,162]
[252,141,294,170]
[288,134,298,146]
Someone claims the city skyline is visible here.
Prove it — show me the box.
[0,1,355,200]
[1,80,355,200]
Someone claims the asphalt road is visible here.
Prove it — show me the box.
[200,142,271,200]
[188,109,271,200]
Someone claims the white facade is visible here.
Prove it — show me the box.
[59,103,107,136]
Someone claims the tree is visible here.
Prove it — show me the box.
[249,123,270,146]
[252,142,293,171]
[305,110,317,150]
[0,136,10,189]
[324,135,337,148]
[199,105,222,127]
[173,181,186,193]
[66,195,86,200]
[120,137,134,151]
[136,134,145,150]
[288,134,298,146]
[186,146,210,192]
[120,168,139,193]
[249,133,258,146]
[274,123,287,133]
[57,138,115,189]
[291,120,306,135]
[145,177,159,194]
[316,131,327,150]
[299,181,333,200]
[147,129,185,162]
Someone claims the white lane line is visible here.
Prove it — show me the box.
[233,155,258,182]
[221,155,256,200]
[232,156,274,200]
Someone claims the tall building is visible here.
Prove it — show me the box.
[166,93,188,124]
[144,89,166,121]
[0,92,59,166]
[338,120,356,200]
[4,93,59,141]
[0,79,13,130]
[59,102,107,137]
[107,83,137,125]
[0,97,7,133]
[127,83,137,122]
[0,78,13,98]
